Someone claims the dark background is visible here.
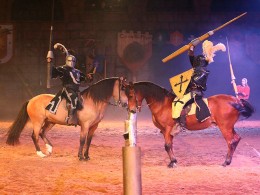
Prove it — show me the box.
[0,0,259,119]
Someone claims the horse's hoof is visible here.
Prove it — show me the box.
[84,156,90,161]
[45,151,52,156]
[45,144,53,155]
[36,151,47,158]
[222,161,230,167]
[168,160,177,168]
[78,157,85,161]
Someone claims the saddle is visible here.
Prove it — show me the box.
[46,92,84,126]
[172,93,211,126]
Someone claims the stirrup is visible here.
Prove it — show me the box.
[65,116,70,124]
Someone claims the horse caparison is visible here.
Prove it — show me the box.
[125,81,254,168]
[6,77,128,160]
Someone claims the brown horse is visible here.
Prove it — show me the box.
[6,77,128,160]
[125,81,254,167]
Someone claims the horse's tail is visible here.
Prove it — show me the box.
[231,99,255,119]
[6,101,29,145]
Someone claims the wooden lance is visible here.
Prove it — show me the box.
[226,37,238,98]
[162,12,247,63]
[46,0,55,88]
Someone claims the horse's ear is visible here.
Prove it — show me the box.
[129,82,134,89]
[121,77,128,87]
[119,76,127,82]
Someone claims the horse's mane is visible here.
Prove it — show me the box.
[134,81,175,102]
[81,77,118,104]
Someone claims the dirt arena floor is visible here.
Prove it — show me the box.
[0,108,259,195]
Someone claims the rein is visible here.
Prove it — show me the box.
[135,101,154,112]
[133,87,173,112]
[105,77,127,108]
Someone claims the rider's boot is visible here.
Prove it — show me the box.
[65,108,78,126]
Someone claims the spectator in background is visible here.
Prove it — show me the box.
[237,78,250,100]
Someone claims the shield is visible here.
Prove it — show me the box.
[169,68,194,99]
[0,24,13,64]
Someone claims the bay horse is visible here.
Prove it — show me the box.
[6,77,128,160]
[125,81,254,167]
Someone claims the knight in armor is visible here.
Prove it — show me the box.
[187,40,226,96]
[171,40,226,129]
[46,43,93,125]
[186,40,226,122]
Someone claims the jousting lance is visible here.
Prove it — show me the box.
[46,0,55,89]
[162,12,247,63]
[226,37,238,98]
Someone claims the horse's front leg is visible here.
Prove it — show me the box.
[78,125,89,161]
[84,124,98,160]
[164,126,178,168]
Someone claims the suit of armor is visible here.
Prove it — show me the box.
[187,47,209,97]
[46,54,92,125]
[52,65,87,109]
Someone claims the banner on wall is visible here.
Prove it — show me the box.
[170,31,184,46]
[0,24,13,64]
[117,30,152,73]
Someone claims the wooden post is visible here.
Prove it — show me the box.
[122,112,142,195]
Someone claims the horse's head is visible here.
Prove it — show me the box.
[124,81,143,112]
[125,82,139,113]
[125,81,173,112]
[112,77,128,107]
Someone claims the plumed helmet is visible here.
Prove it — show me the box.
[202,40,226,64]
[54,43,76,67]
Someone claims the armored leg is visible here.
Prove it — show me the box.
[65,106,78,126]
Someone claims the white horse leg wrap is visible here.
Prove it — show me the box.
[36,151,47,158]
[45,144,53,155]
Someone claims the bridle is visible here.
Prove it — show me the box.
[108,77,127,108]
[125,82,141,113]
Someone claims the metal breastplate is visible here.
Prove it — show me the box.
[191,67,209,91]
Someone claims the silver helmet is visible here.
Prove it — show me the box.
[66,55,76,68]
[54,43,76,67]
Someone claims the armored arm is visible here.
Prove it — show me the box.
[51,66,64,78]
[188,46,195,67]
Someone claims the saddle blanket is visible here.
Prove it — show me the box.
[172,96,209,118]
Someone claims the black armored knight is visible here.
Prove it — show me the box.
[46,43,93,125]
[186,40,226,122]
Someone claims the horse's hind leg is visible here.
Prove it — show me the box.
[39,122,55,155]
[221,127,241,167]
[31,124,46,158]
